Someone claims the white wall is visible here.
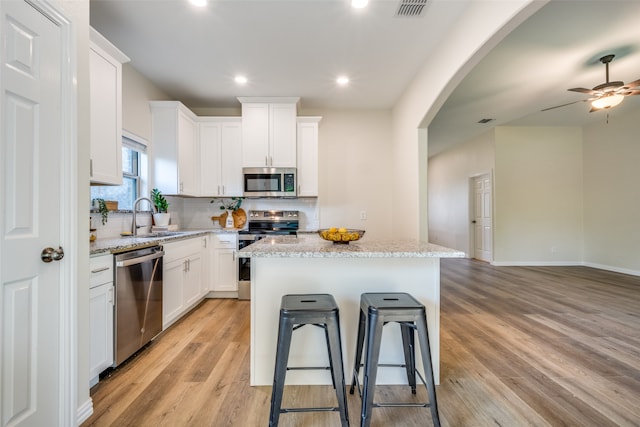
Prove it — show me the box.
[428,129,495,253]
[57,0,91,419]
[391,0,542,240]
[122,64,170,141]
[494,127,584,264]
[303,108,394,239]
[583,110,640,274]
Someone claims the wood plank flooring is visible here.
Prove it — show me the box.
[82,259,640,426]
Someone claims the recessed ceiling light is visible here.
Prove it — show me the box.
[189,0,207,7]
[351,0,369,8]
[336,76,350,86]
[235,75,248,85]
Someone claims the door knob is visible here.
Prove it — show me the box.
[41,246,64,263]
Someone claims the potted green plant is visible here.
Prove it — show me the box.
[93,198,109,225]
[151,188,170,226]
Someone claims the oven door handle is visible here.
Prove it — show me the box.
[116,250,165,267]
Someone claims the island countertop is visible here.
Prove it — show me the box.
[238,234,465,258]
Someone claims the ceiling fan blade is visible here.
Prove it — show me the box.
[617,89,640,96]
[541,99,586,112]
[568,87,598,95]
[622,78,640,89]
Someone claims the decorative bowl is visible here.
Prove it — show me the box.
[318,228,365,244]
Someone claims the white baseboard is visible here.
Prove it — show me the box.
[491,261,583,267]
[76,397,93,426]
[490,260,640,277]
[583,262,640,277]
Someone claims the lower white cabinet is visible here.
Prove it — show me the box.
[89,254,114,387]
[210,233,238,292]
[162,236,207,329]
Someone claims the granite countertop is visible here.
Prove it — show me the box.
[90,229,237,256]
[238,234,465,259]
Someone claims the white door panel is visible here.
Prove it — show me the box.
[1,1,68,425]
[473,174,492,262]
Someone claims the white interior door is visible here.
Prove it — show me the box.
[1,1,71,425]
[473,173,492,262]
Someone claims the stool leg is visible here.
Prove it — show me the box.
[361,311,384,427]
[416,315,440,427]
[400,322,417,394]
[326,315,350,427]
[349,308,366,395]
[322,324,337,390]
[269,315,294,427]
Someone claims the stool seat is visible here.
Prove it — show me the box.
[269,294,349,426]
[350,292,440,427]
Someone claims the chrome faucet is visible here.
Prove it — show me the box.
[132,197,153,236]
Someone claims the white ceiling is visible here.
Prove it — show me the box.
[89,0,640,156]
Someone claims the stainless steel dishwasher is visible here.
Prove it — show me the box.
[114,245,164,366]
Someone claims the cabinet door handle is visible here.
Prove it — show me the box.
[91,266,110,274]
[265,156,268,166]
[233,250,236,261]
[217,185,221,195]
[222,185,225,195]
[108,287,114,305]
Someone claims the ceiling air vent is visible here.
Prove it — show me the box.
[395,0,428,17]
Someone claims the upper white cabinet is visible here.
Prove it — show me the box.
[89,27,129,185]
[200,118,243,197]
[239,97,299,167]
[296,117,321,197]
[151,101,200,196]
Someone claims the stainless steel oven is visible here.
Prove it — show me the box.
[238,210,299,299]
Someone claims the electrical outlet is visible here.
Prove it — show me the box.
[360,210,367,220]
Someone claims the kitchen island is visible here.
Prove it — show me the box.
[239,234,464,386]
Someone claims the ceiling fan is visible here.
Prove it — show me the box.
[542,54,640,112]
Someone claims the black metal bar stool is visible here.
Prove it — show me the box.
[268,294,349,426]
[349,292,440,427]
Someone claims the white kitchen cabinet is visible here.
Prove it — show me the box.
[296,117,321,197]
[200,118,243,197]
[210,233,238,293]
[238,98,299,167]
[162,236,206,329]
[151,101,200,196]
[89,254,114,387]
[89,27,129,185]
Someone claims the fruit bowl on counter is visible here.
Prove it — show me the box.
[318,228,365,244]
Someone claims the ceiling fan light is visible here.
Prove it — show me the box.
[591,94,624,110]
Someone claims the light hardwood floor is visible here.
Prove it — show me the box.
[82,259,640,426]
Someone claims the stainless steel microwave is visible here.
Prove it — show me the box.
[242,167,297,198]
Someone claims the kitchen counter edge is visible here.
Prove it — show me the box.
[90,229,237,256]
[238,234,465,259]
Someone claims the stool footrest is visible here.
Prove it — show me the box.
[374,402,430,408]
[286,366,330,371]
[281,406,340,413]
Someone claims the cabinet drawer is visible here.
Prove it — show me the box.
[90,254,113,288]
[164,236,205,263]
[213,234,237,248]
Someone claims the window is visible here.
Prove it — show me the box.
[91,134,147,210]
